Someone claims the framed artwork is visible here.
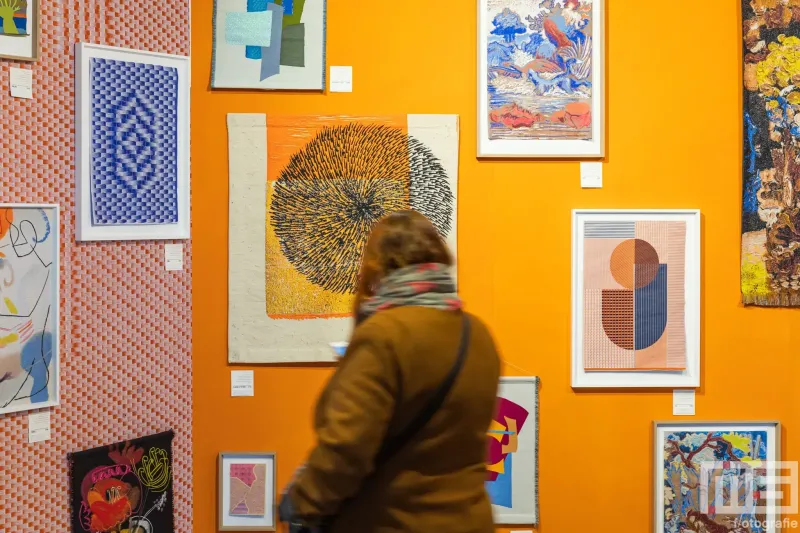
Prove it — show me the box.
[227,113,459,363]
[0,204,59,416]
[655,421,781,533]
[742,1,800,307]
[486,376,539,525]
[218,452,276,531]
[75,43,191,241]
[211,0,326,90]
[477,0,604,158]
[0,0,39,61]
[571,209,701,388]
[69,430,175,533]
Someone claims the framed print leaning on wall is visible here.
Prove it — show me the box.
[655,421,781,533]
[75,43,191,241]
[478,0,604,158]
[572,209,700,388]
[219,452,276,531]
[0,0,39,61]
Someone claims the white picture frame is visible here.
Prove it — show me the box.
[477,0,604,158]
[75,43,191,241]
[654,421,781,533]
[487,376,539,525]
[218,452,277,531]
[0,203,59,416]
[571,209,701,388]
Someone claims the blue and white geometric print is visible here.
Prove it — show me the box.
[89,58,180,225]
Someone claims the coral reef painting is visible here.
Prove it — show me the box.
[742,0,800,306]
[479,0,603,157]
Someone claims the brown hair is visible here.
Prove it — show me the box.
[354,210,452,314]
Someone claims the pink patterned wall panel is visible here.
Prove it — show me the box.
[0,0,192,529]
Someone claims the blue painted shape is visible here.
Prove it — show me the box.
[486,453,513,508]
[283,0,294,15]
[634,264,667,350]
[247,0,269,11]
[89,58,179,225]
[20,332,54,404]
[225,11,273,46]
[743,113,760,214]
[260,3,284,80]
[245,0,270,59]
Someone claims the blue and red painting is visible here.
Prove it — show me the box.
[485,0,594,141]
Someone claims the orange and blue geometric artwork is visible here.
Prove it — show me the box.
[583,220,687,371]
[486,397,529,508]
[741,0,800,306]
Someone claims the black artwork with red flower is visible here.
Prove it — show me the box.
[69,430,174,533]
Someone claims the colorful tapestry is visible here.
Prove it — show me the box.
[0,205,58,416]
[228,463,267,516]
[227,114,459,363]
[479,0,602,157]
[486,377,538,525]
[662,429,769,533]
[742,1,800,306]
[583,220,686,371]
[212,0,326,90]
[69,431,174,533]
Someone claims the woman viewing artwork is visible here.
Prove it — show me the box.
[278,210,501,533]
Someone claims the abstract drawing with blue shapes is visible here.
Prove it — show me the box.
[90,58,179,225]
[0,205,58,415]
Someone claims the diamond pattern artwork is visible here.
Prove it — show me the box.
[0,0,192,528]
[90,58,179,225]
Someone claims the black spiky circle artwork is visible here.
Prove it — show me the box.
[270,123,454,294]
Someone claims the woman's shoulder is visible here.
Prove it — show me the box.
[354,308,496,347]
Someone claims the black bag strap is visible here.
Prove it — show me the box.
[374,313,472,464]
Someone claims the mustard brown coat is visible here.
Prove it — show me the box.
[289,307,501,533]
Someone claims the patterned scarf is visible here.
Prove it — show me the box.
[357,263,461,324]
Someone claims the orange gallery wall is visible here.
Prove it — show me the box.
[191,2,799,531]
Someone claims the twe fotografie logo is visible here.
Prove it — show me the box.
[698,460,798,520]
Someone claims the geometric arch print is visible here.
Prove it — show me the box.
[584,221,686,370]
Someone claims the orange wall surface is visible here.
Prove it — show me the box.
[192,2,800,531]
